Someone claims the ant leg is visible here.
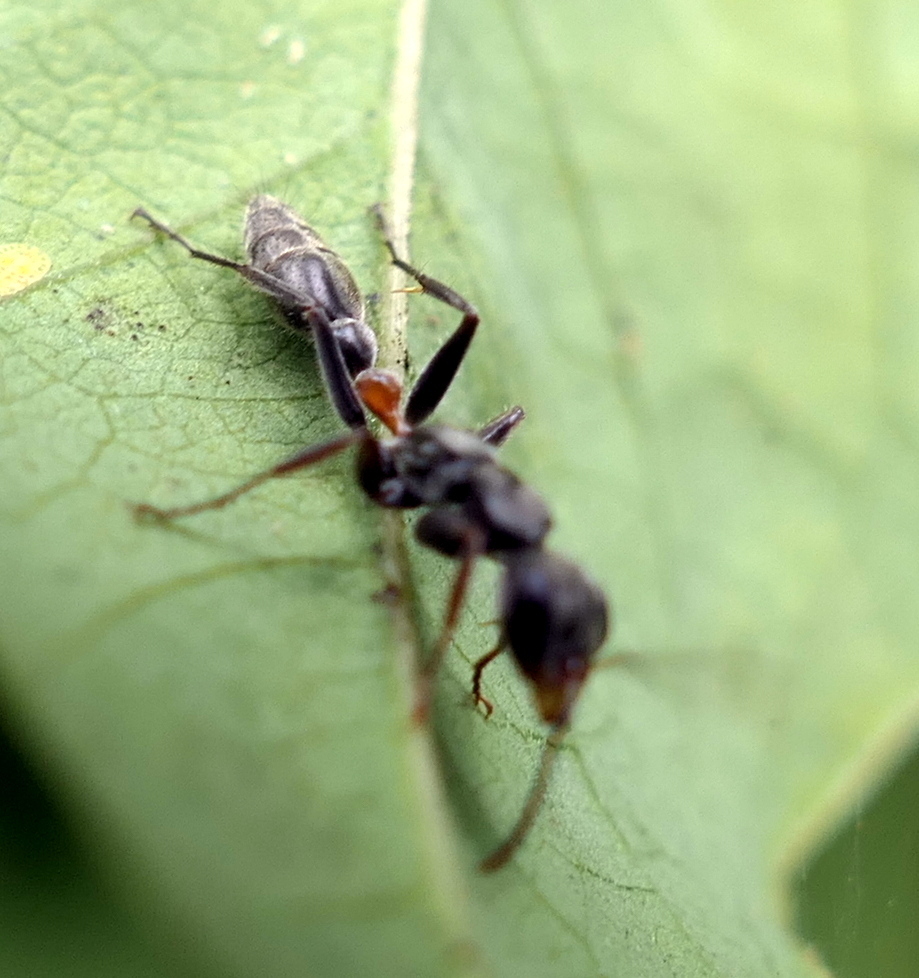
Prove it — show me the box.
[133,431,359,521]
[134,209,368,431]
[371,205,477,317]
[478,406,526,447]
[305,305,368,430]
[403,307,480,427]
[413,534,484,724]
[370,206,480,426]
[479,723,568,872]
[471,639,507,717]
[132,207,317,312]
[133,208,245,272]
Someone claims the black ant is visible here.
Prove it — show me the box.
[131,198,611,871]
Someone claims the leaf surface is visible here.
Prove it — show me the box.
[2,1,916,977]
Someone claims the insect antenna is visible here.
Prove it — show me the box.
[479,725,568,872]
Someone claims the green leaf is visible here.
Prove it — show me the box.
[419,1,919,975]
[2,1,915,977]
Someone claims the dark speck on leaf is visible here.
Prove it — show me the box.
[371,583,401,606]
[85,307,105,328]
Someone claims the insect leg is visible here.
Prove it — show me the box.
[413,532,485,724]
[304,305,369,430]
[133,207,326,314]
[370,206,481,426]
[471,639,508,717]
[132,208,245,272]
[133,431,359,521]
[478,406,526,447]
[479,723,568,872]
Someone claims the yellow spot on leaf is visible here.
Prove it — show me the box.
[259,24,281,47]
[0,243,52,297]
[287,38,305,64]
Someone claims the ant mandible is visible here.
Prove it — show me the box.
[131,198,610,871]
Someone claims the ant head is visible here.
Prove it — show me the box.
[354,368,409,436]
[502,551,610,728]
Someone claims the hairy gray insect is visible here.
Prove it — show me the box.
[134,195,377,380]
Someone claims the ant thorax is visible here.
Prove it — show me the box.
[395,426,496,502]
[356,426,494,509]
[380,427,554,559]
